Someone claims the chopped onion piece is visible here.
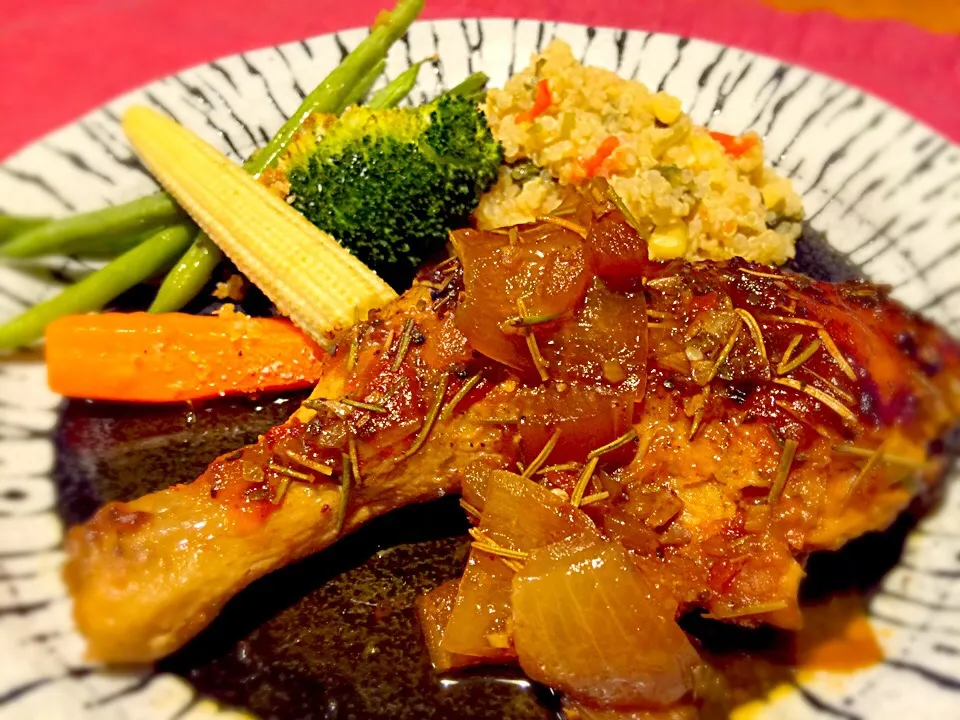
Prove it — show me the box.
[512,537,701,709]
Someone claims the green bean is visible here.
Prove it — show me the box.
[336,58,388,113]
[0,223,193,350]
[254,0,425,174]
[446,72,490,103]
[63,230,153,260]
[0,193,185,259]
[148,230,219,313]
[0,215,50,243]
[5,226,158,261]
[150,0,424,313]
[368,58,430,110]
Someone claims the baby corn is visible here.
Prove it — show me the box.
[122,106,398,347]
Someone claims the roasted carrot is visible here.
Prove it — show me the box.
[709,130,759,158]
[45,312,327,403]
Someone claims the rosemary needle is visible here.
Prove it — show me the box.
[269,464,313,482]
[334,451,352,536]
[459,498,482,519]
[271,477,291,505]
[285,450,334,476]
[521,428,562,479]
[570,456,599,507]
[767,438,799,503]
[392,318,415,371]
[400,373,449,460]
[440,372,482,421]
[587,427,638,460]
[342,397,388,414]
[348,432,362,487]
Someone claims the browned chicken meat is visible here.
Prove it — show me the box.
[64,182,960,714]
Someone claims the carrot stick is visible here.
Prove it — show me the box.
[45,312,328,403]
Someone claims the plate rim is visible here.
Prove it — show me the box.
[2,16,957,171]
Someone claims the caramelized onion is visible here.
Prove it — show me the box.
[460,457,514,512]
[453,226,592,372]
[600,507,660,554]
[515,385,633,465]
[512,536,700,709]
[539,281,648,390]
[439,551,516,660]
[416,580,484,672]
[586,211,658,291]
[442,472,598,658]
[480,471,597,550]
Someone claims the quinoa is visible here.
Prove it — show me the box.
[476,40,804,265]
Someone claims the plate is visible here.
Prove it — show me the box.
[2,18,960,720]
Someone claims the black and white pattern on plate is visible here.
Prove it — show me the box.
[1,18,959,720]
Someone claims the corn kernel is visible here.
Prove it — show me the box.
[651,93,683,126]
[761,183,785,211]
[689,132,719,168]
[649,224,689,260]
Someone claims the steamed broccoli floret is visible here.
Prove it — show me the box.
[281,93,503,285]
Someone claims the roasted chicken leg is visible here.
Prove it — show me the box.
[65,183,960,673]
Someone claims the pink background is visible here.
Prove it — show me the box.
[2,0,958,161]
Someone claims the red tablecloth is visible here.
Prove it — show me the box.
[2,0,958,161]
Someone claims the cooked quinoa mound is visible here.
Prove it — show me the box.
[476,40,804,265]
